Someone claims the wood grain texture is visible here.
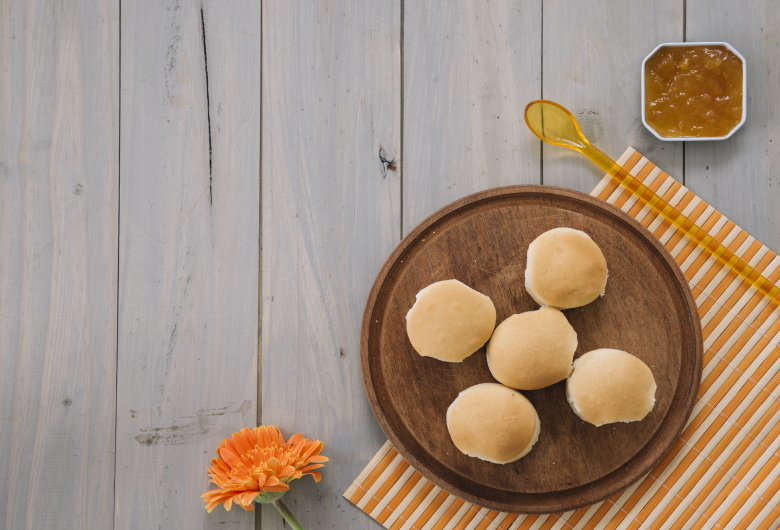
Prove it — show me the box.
[261,1,400,528]
[0,0,118,528]
[685,0,780,253]
[116,1,259,528]
[361,186,702,513]
[542,0,684,193]
[403,0,542,233]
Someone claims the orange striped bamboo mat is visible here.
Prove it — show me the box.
[345,147,780,530]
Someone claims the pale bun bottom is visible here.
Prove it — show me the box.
[565,385,656,425]
[446,383,541,464]
[566,349,657,427]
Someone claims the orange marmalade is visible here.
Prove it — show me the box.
[644,45,743,138]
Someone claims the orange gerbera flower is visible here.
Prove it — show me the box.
[202,425,328,512]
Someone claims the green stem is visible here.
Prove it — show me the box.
[272,499,304,530]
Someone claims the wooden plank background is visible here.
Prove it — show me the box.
[261,1,400,528]
[115,0,259,528]
[1,1,779,529]
[403,0,541,232]
[0,0,118,528]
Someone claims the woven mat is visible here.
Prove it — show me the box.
[345,147,780,530]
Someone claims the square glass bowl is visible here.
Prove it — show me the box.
[641,42,747,141]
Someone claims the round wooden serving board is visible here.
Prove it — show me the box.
[361,185,702,514]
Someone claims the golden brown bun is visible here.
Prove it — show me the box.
[566,349,657,426]
[446,383,540,463]
[406,280,496,362]
[525,228,608,309]
[486,307,577,390]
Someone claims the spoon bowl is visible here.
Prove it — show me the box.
[524,100,589,150]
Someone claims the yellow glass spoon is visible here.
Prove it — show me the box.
[524,99,780,306]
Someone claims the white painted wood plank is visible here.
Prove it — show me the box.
[0,0,118,528]
[261,0,400,528]
[685,0,780,253]
[403,0,542,232]
[116,0,259,528]
[543,1,684,193]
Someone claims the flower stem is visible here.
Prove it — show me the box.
[272,499,304,530]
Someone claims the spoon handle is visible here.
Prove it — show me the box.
[583,143,780,307]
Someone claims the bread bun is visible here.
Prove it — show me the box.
[486,307,577,390]
[406,279,496,362]
[446,383,540,463]
[525,227,608,309]
[566,348,657,426]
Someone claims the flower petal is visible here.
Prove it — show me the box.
[219,448,242,468]
[201,488,219,497]
[234,429,254,455]
[303,441,324,460]
[206,493,236,512]
[270,426,285,445]
[222,438,240,459]
[240,491,258,506]
[263,483,291,492]
[208,466,230,482]
[263,475,290,491]
[214,458,232,473]
[257,426,272,447]
[244,427,259,448]
[293,438,307,455]
[264,475,282,488]
[278,465,296,479]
